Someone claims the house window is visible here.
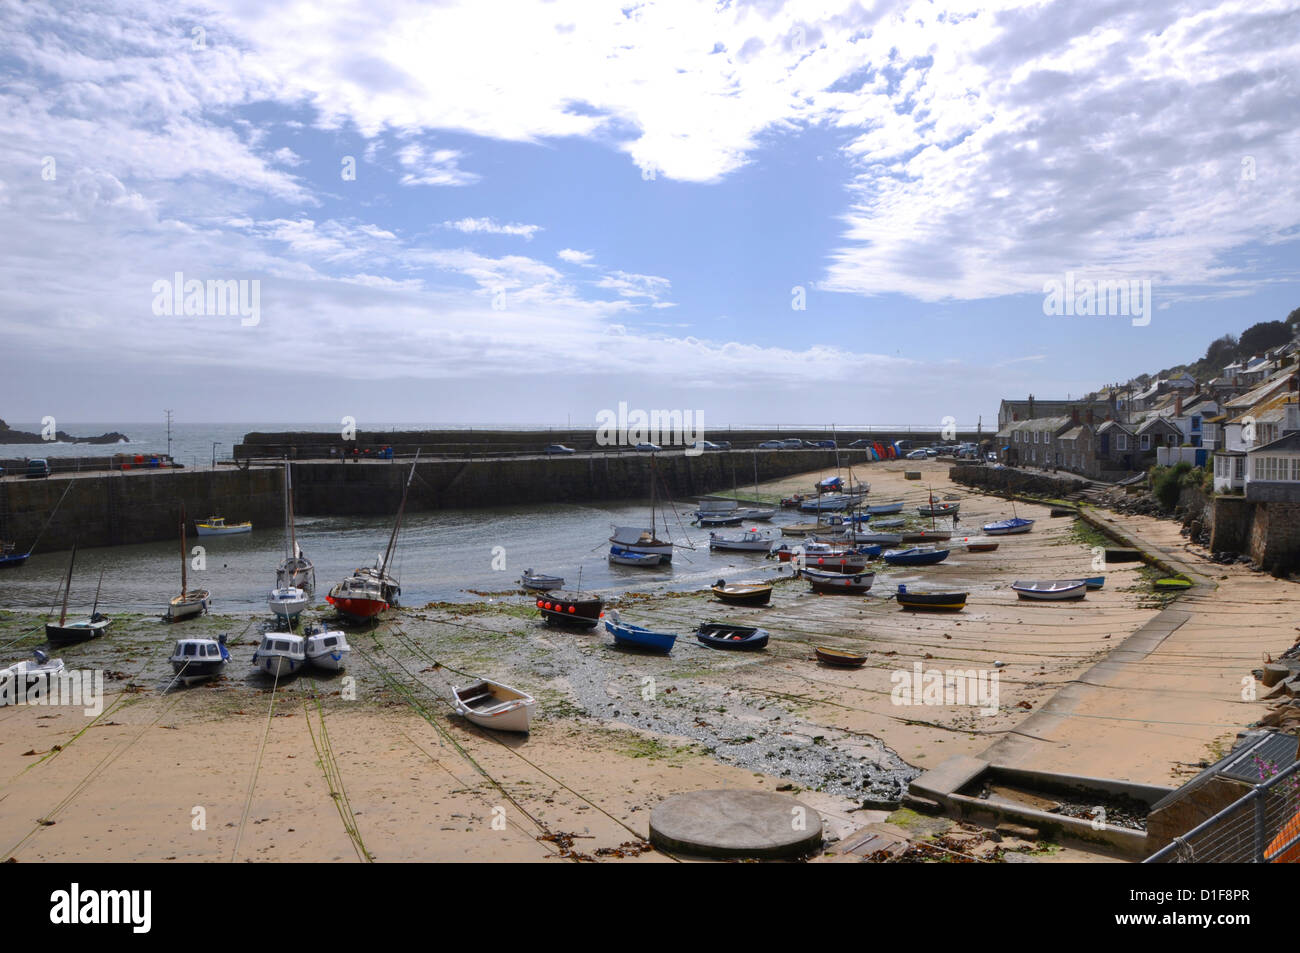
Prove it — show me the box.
[1116,434,1128,451]
[1033,432,1039,443]
[1235,457,1245,480]
[1191,416,1201,432]
[1167,434,1177,446]
[1141,434,1151,450]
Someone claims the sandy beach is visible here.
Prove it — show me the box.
[2,460,1295,862]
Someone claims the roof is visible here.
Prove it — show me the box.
[1137,416,1181,434]
[1248,431,1300,454]
[1096,419,1134,435]
[995,415,1072,438]
[1057,425,1088,441]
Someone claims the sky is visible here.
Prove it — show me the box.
[1,0,1298,432]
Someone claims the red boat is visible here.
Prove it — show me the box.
[536,592,604,628]
[326,573,388,621]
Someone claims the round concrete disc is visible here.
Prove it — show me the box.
[649,789,823,859]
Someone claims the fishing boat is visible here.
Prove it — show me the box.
[328,454,419,620]
[696,511,744,527]
[44,543,111,646]
[895,584,967,611]
[984,517,1035,536]
[900,529,953,543]
[195,516,252,536]
[1,650,64,702]
[267,585,309,620]
[536,591,603,628]
[604,611,676,653]
[275,462,315,591]
[803,551,874,573]
[168,508,211,621]
[0,540,29,569]
[815,646,867,667]
[252,632,306,678]
[882,547,950,566]
[1011,579,1087,601]
[452,679,536,733]
[609,545,664,567]
[916,502,959,517]
[326,573,388,622]
[696,622,769,651]
[709,527,779,552]
[802,567,874,593]
[519,569,564,591]
[168,635,230,685]
[711,580,772,607]
[304,626,351,671]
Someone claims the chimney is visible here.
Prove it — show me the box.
[1175,393,1183,416]
[1086,409,1095,426]
[1071,407,1080,424]
[1028,394,1035,418]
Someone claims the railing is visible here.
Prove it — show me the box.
[1145,758,1300,863]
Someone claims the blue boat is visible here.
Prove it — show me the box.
[1084,576,1105,590]
[983,517,1035,536]
[882,547,950,566]
[608,546,664,567]
[605,615,676,653]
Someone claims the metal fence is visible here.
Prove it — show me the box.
[1145,758,1300,863]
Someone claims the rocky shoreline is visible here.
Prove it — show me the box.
[0,418,128,445]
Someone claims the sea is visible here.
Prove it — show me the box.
[0,422,824,612]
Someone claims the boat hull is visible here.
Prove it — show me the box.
[883,549,950,566]
[45,617,111,646]
[326,592,388,621]
[984,519,1034,536]
[696,624,769,651]
[170,659,226,683]
[254,653,305,678]
[605,620,676,653]
[815,647,867,667]
[536,593,603,628]
[195,523,252,536]
[167,592,210,621]
[896,592,968,611]
[1011,581,1086,601]
[453,680,536,733]
[711,585,772,607]
[802,568,874,593]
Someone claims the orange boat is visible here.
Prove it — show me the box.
[1267,809,1300,862]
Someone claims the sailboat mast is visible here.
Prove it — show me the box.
[381,451,420,574]
[650,457,657,538]
[59,542,76,626]
[180,510,188,598]
[91,567,105,618]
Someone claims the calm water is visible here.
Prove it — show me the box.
[0,498,815,614]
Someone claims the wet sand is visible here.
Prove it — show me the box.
[1,459,1292,861]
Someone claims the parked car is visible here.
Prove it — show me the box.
[713,440,731,450]
[781,439,803,449]
[25,458,51,478]
[847,439,872,448]
[814,440,837,449]
[544,444,576,455]
[634,442,662,452]
[693,440,726,452]
[905,449,929,460]
[758,440,784,449]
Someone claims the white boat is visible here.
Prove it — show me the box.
[452,678,536,733]
[709,528,779,552]
[276,462,315,591]
[843,531,903,546]
[737,506,777,521]
[304,627,350,672]
[864,501,904,515]
[917,501,960,517]
[519,569,564,591]
[1,651,65,703]
[801,566,875,593]
[252,632,306,679]
[168,636,229,685]
[195,516,252,536]
[609,526,673,560]
[1011,579,1087,601]
[268,586,309,620]
[168,506,211,621]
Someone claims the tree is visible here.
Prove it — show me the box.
[1238,320,1291,357]
[1203,333,1238,367]
[1286,307,1300,330]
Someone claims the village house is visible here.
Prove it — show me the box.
[995,415,1073,468]
[1095,419,1139,473]
[1244,432,1300,502]
[997,395,1117,432]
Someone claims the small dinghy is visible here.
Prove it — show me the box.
[709,528,778,552]
[895,584,967,611]
[1083,576,1105,590]
[604,610,676,653]
[900,529,953,543]
[815,646,867,667]
[304,626,351,671]
[168,507,211,621]
[696,511,744,527]
[1,650,65,702]
[883,547,950,566]
[983,517,1035,536]
[864,502,904,515]
[609,545,664,567]
[849,531,904,545]
[870,518,907,528]
[802,566,874,593]
[169,635,230,685]
[252,632,306,679]
[536,591,604,628]
[453,679,536,733]
[963,539,1000,553]
[1011,580,1087,601]
[711,580,773,607]
[519,569,564,591]
[917,501,959,517]
[696,622,769,651]
[268,585,308,620]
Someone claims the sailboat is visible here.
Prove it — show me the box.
[608,456,674,562]
[737,452,776,521]
[168,506,211,621]
[44,543,111,645]
[275,462,315,590]
[328,453,419,621]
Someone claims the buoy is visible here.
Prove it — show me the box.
[568,605,575,613]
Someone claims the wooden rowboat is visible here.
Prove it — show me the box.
[453,679,536,733]
[696,623,769,651]
[964,540,999,552]
[815,646,867,667]
[895,586,967,611]
[604,612,676,653]
[711,580,773,607]
[1011,580,1087,601]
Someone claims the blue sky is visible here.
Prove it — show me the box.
[1,0,1298,431]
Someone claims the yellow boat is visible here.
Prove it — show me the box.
[195,516,252,536]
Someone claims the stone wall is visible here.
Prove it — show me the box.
[948,464,1082,499]
[1207,495,1300,574]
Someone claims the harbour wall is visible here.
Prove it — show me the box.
[1,449,849,553]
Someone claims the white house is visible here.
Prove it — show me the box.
[1245,432,1300,502]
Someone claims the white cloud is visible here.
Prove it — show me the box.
[443,217,542,239]
[557,248,593,264]
[394,143,479,186]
